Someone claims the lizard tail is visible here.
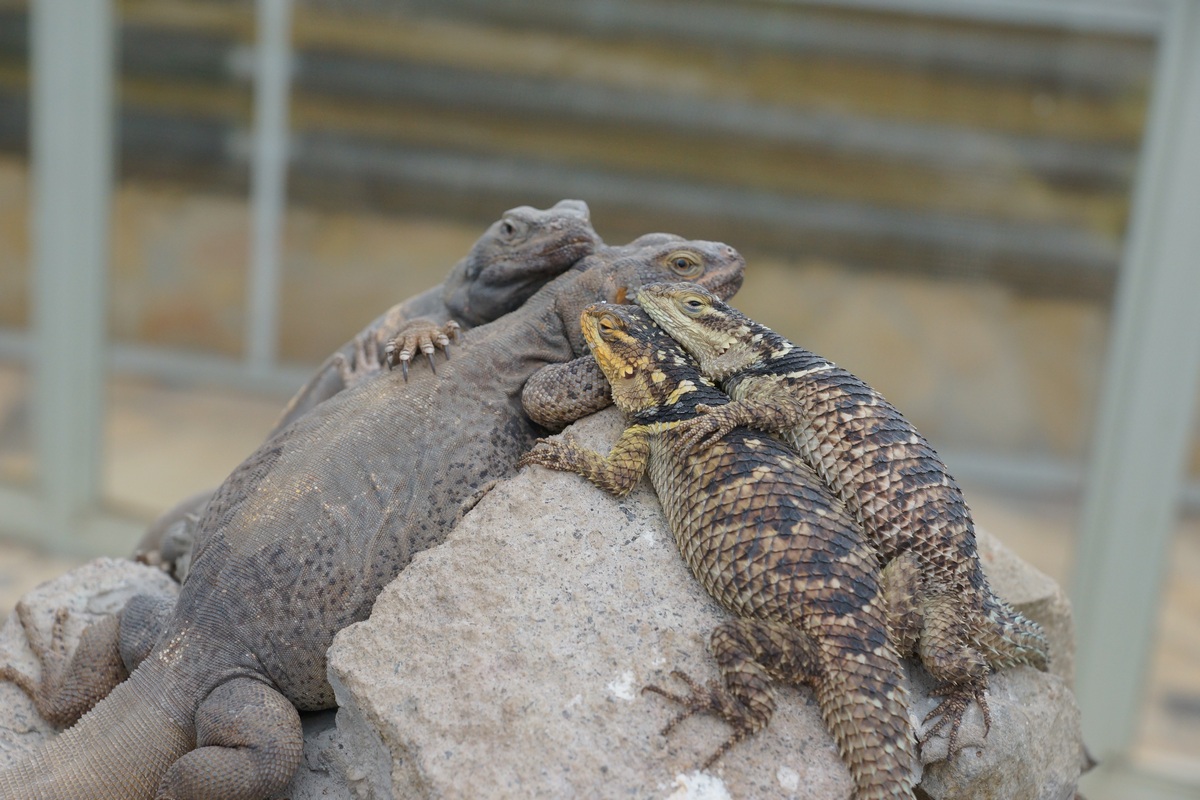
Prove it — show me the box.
[974,594,1051,671]
[814,635,919,800]
[0,660,192,800]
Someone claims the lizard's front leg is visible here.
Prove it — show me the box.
[382,318,462,381]
[678,397,804,453]
[518,426,650,497]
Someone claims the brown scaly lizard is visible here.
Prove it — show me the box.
[636,282,1050,755]
[132,198,599,579]
[0,236,744,800]
[519,303,918,800]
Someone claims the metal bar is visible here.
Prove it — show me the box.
[295,51,1137,186]
[1072,0,1200,768]
[245,0,292,373]
[785,0,1168,35]
[28,0,115,548]
[393,0,1162,76]
[0,484,143,559]
[1083,757,1200,800]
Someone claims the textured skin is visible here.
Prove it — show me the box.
[132,199,599,580]
[519,304,917,800]
[518,235,701,430]
[636,282,1050,754]
[0,238,744,800]
[0,607,128,729]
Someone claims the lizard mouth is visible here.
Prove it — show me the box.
[537,234,596,264]
[706,273,744,302]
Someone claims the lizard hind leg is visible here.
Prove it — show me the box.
[916,593,993,757]
[0,601,129,728]
[155,676,303,800]
[643,617,819,769]
[118,592,176,673]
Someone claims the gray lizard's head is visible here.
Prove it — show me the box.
[559,239,746,357]
[443,199,599,325]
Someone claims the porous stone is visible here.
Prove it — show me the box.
[329,408,1087,799]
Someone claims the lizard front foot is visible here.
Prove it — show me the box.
[384,319,461,381]
[677,403,738,453]
[643,669,764,769]
[336,328,390,390]
[516,435,581,473]
[921,680,991,757]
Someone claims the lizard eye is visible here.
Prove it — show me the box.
[680,294,708,316]
[597,312,623,340]
[499,218,525,239]
[665,251,703,278]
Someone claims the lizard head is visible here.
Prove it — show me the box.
[635,282,761,381]
[579,303,711,417]
[443,199,600,325]
[561,238,746,357]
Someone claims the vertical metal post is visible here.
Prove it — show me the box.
[29,0,116,545]
[1073,0,1200,767]
[246,0,293,373]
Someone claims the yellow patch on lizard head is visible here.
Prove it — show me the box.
[580,303,679,415]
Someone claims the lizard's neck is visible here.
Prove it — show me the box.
[726,323,831,385]
[628,375,729,426]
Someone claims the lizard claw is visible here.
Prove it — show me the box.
[678,405,731,454]
[383,319,461,381]
[642,669,758,769]
[921,681,991,758]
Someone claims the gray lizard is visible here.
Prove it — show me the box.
[132,198,598,579]
[0,235,744,800]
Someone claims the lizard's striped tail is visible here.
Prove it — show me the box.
[815,635,919,800]
[0,660,193,800]
[974,594,1050,672]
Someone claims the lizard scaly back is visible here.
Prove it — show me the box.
[0,238,745,800]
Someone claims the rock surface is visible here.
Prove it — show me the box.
[328,408,1088,799]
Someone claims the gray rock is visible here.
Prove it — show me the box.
[328,408,1087,799]
[915,668,1086,800]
